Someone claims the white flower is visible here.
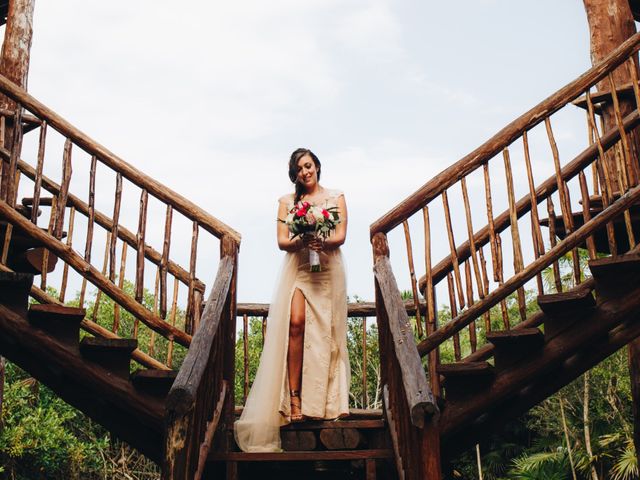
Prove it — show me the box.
[311,206,325,223]
[286,213,295,224]
[305,211,316,225]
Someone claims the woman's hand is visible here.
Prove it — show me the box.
[303,234,324,252]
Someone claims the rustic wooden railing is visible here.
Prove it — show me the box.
[370,32,640,477]
[163,237,238,480]
[0,73,240,371]
[235,299,427,410]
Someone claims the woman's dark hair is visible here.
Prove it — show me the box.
[288,148,321,203]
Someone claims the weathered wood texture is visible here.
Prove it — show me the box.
[163,240,237,480]
[0,0,34,196]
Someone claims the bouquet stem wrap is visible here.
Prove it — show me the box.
[309,248,321,272]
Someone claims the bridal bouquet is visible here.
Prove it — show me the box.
[280,201,340,272]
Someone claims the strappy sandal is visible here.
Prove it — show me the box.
[290,390,304,423]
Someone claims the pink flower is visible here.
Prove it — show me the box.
[322,209,330,219]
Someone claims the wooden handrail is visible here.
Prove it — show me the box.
[419,108,640,292]
[0,73,241,243]
[237,299,427,317]
[416,182,640,356]
[166,255,234,413]
[370,31,640,237]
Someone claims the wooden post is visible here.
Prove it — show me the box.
[583,0,639,189]
[0,0,35,411]
[0,0,35,196]
[584,1,640,463]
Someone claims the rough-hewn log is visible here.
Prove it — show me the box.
[0,0,34,194]
[370,31,640,237]
[0,73,240,243]
[319,428,363,450]
[282,431,317,451]
[373,249,436,426]
[166,256,234,413]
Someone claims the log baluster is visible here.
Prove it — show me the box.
[423,206,439,389]
[30,120,47,225]
[402,220,423,338]
[362,316,368,408]
[135,189,148,304]
[478,246,491,332]
[578,171,598,260]
[1,169,20,264]
[243,313,249,404]
[53,139,72,240]
[166,276,180,368]
[113,241,128,334]
[447,273,461,361]
[503,148,527,321]
[546,198,563,292]
[160,205,173,319]
[149,267,160,357]
[442,190,465,309]
[586,90,618,256]
[460,178,485,298]
[109,173,123,282]
[58,206,75,303]
[39,196,56,290]
[465,260,477,352]
[79,156,97,308]
[92,232,112,323]
[186,221,199,335]
[608,72,638,185]
[483,163,500,283]
[522,131,545,294]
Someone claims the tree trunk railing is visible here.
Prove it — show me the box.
[163,236,238,480]
[0,74,241,369]
[369,29,640,472]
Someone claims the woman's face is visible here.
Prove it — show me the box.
[296,154,319,190]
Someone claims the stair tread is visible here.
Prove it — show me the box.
[210,448,394,461]
[29,303,86,321]
[572,82,636,109]
[80,337,138,352]
[589,253,640,272]
[437,361,494,376]
[486,328,543,342]
[0,271,33,286]
[21,196,55,207]
[538,287,596,315]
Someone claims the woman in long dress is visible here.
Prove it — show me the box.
[234,148,351,452]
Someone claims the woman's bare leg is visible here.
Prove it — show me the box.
[288,288,306,418]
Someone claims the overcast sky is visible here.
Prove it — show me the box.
[20,1,600,303]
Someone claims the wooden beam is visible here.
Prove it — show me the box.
[236,299,427,317]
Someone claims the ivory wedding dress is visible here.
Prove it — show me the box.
[234,189,350,452]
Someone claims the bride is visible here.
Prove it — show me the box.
[234,148,351,452]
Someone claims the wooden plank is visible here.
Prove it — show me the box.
[373,250,437,427]
[236,299,427,317]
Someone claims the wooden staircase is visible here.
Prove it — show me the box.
[369,32,640,478]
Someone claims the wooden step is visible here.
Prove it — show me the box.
[589,253,640,299]
[131,369,177,397]
[0,271,33,316]
[437,361,494,401]
[22,196,56,208]
[15,204,40,219]
[28,303,85,346]
[538,286,596,338]
[572,82,636,110]
[0,222,63,251]
[8,247,57,275]
[210,449,394,462]
[79,337,137,378]
[486,328,544,371]
[539,209,640,255]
